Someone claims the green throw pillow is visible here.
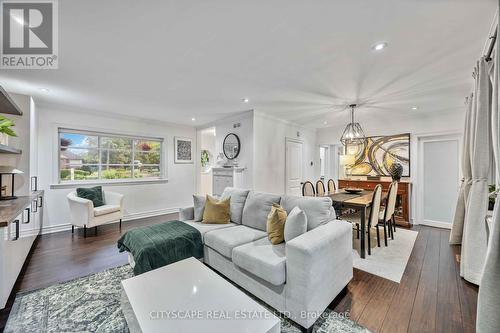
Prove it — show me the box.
[76,186,105,207]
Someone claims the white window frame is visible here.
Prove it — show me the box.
[55,127,166,187]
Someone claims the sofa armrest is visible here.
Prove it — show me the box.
[105,191,124,209]
[179,206,194,220]
[67,195,94,227]
[285,219,353,328]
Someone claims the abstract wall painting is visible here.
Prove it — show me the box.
[349,133,410,177]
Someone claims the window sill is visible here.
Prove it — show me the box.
[50,178,169,189]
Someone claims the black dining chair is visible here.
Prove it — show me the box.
[302,181,315,196]
[316,180,326,196]
[327,179,336,192]
[379,181,399,242]
[343,184,383,254]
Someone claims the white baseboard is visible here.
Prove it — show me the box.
[418,219,452,229]
[19,229,42,238]
[42,223,73,235]
[122,207,179,221]
[41,207,181,235]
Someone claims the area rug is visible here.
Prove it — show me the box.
[5,265,369,333]
[352,228,418,283]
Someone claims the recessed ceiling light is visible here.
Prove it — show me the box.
[323,121,328,125]
[373,42,388,51]
[191,117,196,121]
[242,98,249,103]
[411,106,418,110]
[39,88,50,93]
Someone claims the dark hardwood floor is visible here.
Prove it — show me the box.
[0,217,478,333]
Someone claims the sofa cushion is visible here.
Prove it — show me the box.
[267,203,287,244]
[284,206,308,242]
[221,187,250,224]
[242,191,281,231]
[204,225,267,258]
[193,195,206,222]
[232,238,286,286]
[280,195,334,230]
[93,204,120,217]
[77,186,105,207]
[181,220,236,241]
[202,195,231,224]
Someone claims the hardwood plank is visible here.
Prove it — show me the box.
[379,226,429,333]
[453,244,479,333]
[356,276,398,332]
[437,229,463,333]
[335,269,378,322]
[408,227,440,333]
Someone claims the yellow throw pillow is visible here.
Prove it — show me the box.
[267,203,287,245]
[202,195,231,224]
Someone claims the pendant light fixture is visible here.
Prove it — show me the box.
[340,104,366,146]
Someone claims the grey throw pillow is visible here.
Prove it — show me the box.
[284,206,308,242]
[193,195,206,222]
[221,187,250,224]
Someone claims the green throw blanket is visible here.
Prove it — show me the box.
[117,220,203,275]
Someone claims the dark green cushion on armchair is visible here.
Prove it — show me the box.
[76,186,105,207]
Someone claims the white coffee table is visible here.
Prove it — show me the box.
[121,257,280,333]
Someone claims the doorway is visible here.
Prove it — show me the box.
[285,138,303,196]
[319,146,329,181]
[418,134,461,228]
[198,127,216,196]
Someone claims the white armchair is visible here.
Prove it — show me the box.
[67,190,124,237]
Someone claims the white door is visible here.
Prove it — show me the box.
[419,136,460,228]
[286,139,303,196]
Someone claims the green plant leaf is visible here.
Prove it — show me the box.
[1,128,17,137]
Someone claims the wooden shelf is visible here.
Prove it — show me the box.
[0,144,21,154]
[0,86,23,116]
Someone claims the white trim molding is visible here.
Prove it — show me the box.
[50,178,169,189]
[41,207,180,235]
[418,219,452,230]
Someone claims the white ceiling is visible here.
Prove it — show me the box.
[0,0,496,128]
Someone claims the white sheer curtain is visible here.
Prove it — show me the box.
[477,23,500,332]
[450,94,473,244]
[450,58,491,285]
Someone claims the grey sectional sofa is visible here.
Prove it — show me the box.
[178,187,353,332]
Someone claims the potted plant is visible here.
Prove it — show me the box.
[0,115,17,145]
[201,150,211,172]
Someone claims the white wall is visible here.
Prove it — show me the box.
[197,111,254,192]
[253,111,318,194]
[37,104,196,233]
[316,110,465,223]
[215,112,254,189]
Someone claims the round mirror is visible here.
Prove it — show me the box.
[223,133,240,160]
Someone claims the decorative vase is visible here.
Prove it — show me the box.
[389,162,403,181]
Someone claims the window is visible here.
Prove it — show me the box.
[59,129,163,183]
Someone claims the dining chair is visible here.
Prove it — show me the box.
[327,179,336,192]
[316,180,326,196]
[379,181,399,243]
[302,181,316,196]
[344,184,383,254]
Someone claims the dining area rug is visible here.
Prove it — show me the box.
[352,228,418,283]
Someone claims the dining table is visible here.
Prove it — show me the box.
[317,189,387,259]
